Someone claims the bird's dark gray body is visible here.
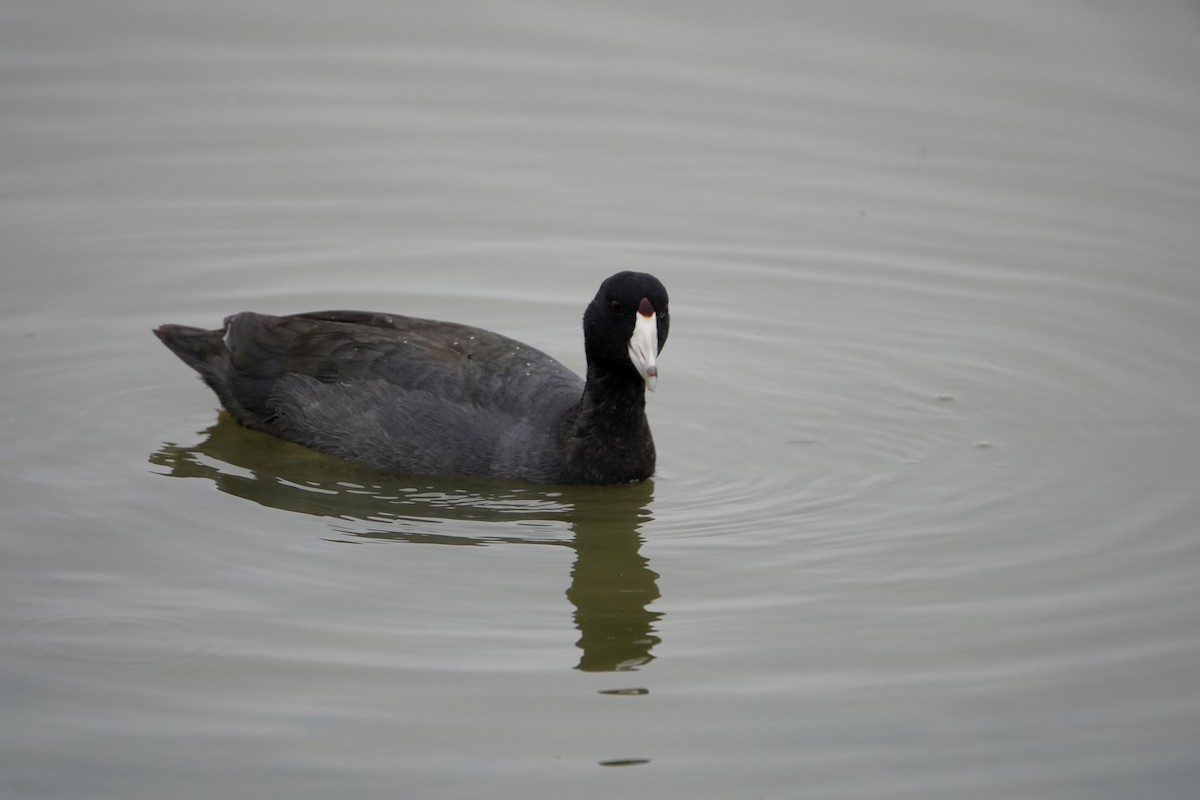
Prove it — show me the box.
[155,273,669,484]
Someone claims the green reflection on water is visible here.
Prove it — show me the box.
[150,412,662,671]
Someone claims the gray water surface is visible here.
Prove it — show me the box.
[3,2,1200,798]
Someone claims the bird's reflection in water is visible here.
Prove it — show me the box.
[150,413,661,671]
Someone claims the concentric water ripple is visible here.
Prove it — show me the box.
[645,250,1200,697]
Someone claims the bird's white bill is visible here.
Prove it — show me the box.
[628,310,659,392]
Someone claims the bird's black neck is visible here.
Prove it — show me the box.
[565,363,655,483]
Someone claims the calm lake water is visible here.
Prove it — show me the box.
[3,2,1199,798]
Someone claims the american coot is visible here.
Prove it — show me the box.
[155,271,669,485]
